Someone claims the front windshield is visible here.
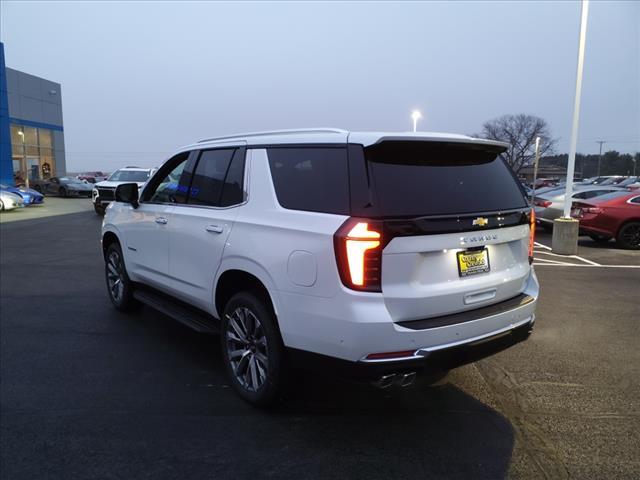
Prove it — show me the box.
[108,170,150,182]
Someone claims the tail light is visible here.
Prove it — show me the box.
[584,207,603,214]
[528,208,536,264]
[534,199,552,208]
[334,219,383,292]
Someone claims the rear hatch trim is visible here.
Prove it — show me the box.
[397,293,534,330]
[384,208,530,237]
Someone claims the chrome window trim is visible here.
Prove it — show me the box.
[626,196,640,205]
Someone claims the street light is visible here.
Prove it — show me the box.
[411,110,422,132]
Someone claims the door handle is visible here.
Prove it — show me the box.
[155,217,168,225]
[206,225,223,234]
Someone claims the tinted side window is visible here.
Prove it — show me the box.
[267,147,349,215]
[219,149,246,207]
[188,149,235,207]
[630,197,640,205]
[147,152,192,204]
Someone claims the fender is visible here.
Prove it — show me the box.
[214,256,282,318]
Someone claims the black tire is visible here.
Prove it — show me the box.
[59,187,68,198]
[94,203,106,216]
[588,233,611,244]
[221,291,285,406]
[104,242,139,311]
[616,222,640,250]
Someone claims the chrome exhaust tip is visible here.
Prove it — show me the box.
[396,372,417,387]
[372,373,396,389]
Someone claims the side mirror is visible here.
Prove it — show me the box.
[115,183,139,208]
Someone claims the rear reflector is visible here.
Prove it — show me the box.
[365,350,416,360]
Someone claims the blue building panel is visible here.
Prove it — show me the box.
[0,43,13,185]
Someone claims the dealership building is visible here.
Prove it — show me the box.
[0,42,66,186]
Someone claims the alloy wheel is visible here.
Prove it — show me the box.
[621,224,640,248]
[106,251,124,302]
[225,307,269,392]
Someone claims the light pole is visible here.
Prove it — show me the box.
[562,0,589,219]
[17,129,29,190]
[596,140,605,176]
[552,0,589,256]
[411,110,422,132]
[531,137,541,204]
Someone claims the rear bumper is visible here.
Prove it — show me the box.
[278,269,539,363]
[287,319,534,381]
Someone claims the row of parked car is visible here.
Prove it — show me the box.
[0,183,45,211]
[530,176,639,249]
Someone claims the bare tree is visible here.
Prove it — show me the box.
[476,114,556,173]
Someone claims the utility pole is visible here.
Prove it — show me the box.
[596,140,605,176]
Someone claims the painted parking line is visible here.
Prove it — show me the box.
[533,257,575,266]
[533,263,640,269]
[534,241,552,251]
[533,249,602,266]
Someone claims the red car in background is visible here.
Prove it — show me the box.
[571,190,640,249]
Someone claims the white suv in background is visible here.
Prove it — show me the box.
[92,167,155,215]
[101,129,539,405]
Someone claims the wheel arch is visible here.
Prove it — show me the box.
[214,264,280,323]
[102,230,121,259]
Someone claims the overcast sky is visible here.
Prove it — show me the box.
[1,1,638,171]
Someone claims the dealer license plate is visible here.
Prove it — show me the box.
[457,249,490,277]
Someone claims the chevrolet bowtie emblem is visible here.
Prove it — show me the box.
[472,217,489,227]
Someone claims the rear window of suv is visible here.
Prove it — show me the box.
[364,141,528,217]
[267,147,349,215]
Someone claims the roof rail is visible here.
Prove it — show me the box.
[198,128,348,143]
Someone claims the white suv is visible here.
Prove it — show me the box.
[101,129,539,405]
[92,167,155,215]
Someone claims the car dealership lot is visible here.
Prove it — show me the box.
[1,213,638,479]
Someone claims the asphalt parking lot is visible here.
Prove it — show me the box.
[1,211,639,479]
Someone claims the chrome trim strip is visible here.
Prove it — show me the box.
[415,316,533,355]
[359,315,534,363]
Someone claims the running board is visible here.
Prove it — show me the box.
[133,288,219,334]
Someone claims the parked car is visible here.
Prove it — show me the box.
[101,129,539,406]
[597,176,627,186]
[615,176,639,188]
[0,183,44,205]
[92,167,156,215]
[77,171,109,183]
[0,190,25,211]
[571,190,640,249]
[31,177,93,197]
[533,178,559,189]
[533,185,624,230]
